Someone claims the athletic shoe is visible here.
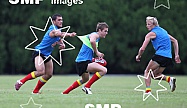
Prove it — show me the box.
[82,86,92,94]
[145,90,151,95]
[169,77,176,92]
[15,80,23,91]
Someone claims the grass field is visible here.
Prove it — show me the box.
[0,75,187,108]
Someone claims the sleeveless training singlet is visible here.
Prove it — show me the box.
[35,25,60,56]
[76,32,100,62]
[151,26,172,58]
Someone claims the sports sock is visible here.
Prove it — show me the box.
[166,76,170,83]
[85,72,102,88]
[20,71,36,84]
[63,79,83,94]
[145,86,151,93]
[33,77,47,93]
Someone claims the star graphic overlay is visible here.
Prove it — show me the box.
[25,16,75,66]
[20,97,42,108]
[134,69,167,101]
[154,0,170,9]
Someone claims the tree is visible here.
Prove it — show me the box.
[0,0,186,74]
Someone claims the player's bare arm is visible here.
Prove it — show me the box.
[90,33,104,57]
[61,32,77,38]
[49,30,76,38]
[169,34,181,63]
[49,30,76,49]
[57,40,65,50]
[136,32,156,61]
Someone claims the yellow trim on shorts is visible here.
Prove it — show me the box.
[96,72,102,78]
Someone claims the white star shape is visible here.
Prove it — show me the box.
[25,16,75,66]
[154,0,170,9]
[134,69,167,101]
[20,97,42,108]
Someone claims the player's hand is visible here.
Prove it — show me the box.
[70,32,76,37]
[96,51,104,58]
[58,43,65,50]
[51,42,57,47]
[175,55,181,63]
[56,40,65,49]
[136,55,141,62]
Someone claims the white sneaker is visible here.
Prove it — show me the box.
[169,77,176,92]
[144,91,152,95]
[144,90,151,95]
[32,91,41,94]
[82,86,92,94]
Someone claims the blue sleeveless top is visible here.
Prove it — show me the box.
[35,25,60,56]
[76,32,100,62]
[151,26,172,58]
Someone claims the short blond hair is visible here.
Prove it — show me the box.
[146,16,159,26]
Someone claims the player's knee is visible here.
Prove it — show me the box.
[102,67,107,75]
[35,70,45,76]
[144,69,150,75]
[144,69,148,74]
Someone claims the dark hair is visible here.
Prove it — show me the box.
[96,22,109,31]
[52,13,62,21]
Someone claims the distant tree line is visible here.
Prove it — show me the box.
[0,0,186,75]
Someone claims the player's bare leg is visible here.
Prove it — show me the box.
[144,60,159,94]
[153,67,176,92]
[62,73,89,94]
[15,56,45,91]
[32,59,53,94]
[83,62,107,94]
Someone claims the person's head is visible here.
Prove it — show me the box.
[52,13,63,28]
[146,16,159,31]
[96,22,109,38]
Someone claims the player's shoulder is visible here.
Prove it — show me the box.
[48,25,59,33]
[89,32,99,38]
[148,31,156,35]
[146,32,156,38]
[48,25,56,29]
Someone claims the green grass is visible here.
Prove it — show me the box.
[0,75,187,108]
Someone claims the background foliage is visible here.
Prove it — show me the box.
[0,0,186,75]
